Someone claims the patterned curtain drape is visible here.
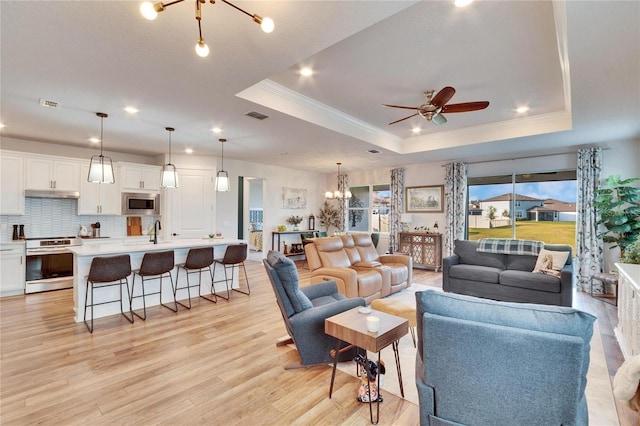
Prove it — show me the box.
[576,147,603,293]
[389,168,405,253]
[337,173,349,232]
[444,162,467,256]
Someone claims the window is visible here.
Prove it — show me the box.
[348,184,390,233]
[467,171,577,248]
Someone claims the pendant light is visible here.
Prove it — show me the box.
[88,112,115,184]
[161,127,178,188]
[215,138,230,192]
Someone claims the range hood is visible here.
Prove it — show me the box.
[25,190,80,199]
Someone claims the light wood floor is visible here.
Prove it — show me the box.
[0,260,636,425]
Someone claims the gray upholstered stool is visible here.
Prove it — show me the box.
[590,272,619,306]
[84,254,133,333]
[130,250,178,320]
[213,243,250,296]
[175,247,217,309]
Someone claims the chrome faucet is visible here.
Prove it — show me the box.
[151,220,161,244]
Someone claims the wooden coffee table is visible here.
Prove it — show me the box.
[325,307,409,424]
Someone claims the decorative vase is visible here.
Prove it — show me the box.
[18,224,25,240]
[293,225,299,231]
[12,225,18,241]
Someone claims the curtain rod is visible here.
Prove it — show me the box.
[442,146,610,166]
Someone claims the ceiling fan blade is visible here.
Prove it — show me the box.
[388,113,419,125]
[431,86,456,108]
[432,113,447,126]
[383,104,419,110]
[442,101,490,113]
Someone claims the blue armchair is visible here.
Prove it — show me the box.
[264,251,365,368]
[415,289,595,426]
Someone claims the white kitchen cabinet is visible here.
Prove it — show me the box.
[26,156,81,192]
[0,152,25,215]
[120,163,161,192]
[78,164,120,215]
[0,243,25,296]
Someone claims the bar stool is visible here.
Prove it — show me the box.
[213,243,250,296]
[174,247,218,309]
[84,254,133,333]
[130,250,178,320]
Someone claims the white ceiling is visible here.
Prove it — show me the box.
[1,1,638,174]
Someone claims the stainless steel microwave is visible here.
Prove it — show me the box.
[121,192,160,215]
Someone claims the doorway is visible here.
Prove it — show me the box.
[239,176,264,261]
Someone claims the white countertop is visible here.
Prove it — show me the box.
[68,238,244,257]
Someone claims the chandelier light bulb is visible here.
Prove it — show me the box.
[140,2,158,20]
[260,16,275,33]
[195,39,210,57]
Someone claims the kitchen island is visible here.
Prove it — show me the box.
[68,238,245,323]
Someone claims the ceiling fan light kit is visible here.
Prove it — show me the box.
[140,0,274,58]
[384,86,489,127]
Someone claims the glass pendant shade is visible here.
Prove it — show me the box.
[161,127,178,188]
[161,164,178,188]
[88,112,115,184]
[195,39,209,57]
[215,171,230,192]
[88,155,115,184]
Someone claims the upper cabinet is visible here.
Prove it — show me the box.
[120,163,161,192]
[25,157,81,192]
[0,153,25,215]
[78,164,120,215]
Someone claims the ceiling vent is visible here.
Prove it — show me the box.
[367,149,381,154]
[245,110,269,120]
[39,99,60,109]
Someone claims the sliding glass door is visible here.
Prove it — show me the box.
[467,171,577,248]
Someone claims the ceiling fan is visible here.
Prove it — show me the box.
[383,86,489,126]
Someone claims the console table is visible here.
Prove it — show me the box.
[398,232,442,271]
[271,230,316,256]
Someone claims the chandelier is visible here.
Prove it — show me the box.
[140,0,274,58]
[325,162,352,200]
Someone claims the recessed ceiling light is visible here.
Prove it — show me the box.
[455,0,473,7]
[0,123,5,129]
[124,106,139,114]
[212,127,222,133]
[515,106,530,114]
[300,67,313,77]
[89,137,100,143]
[185,148,193,154]
[412,126,422,134]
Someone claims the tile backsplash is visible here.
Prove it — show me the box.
[0,198,158,242]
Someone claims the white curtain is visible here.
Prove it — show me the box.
[576,147,603,293]
[389,168,405,253]
[444,162,467,256]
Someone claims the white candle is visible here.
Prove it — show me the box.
[366,316,380,333]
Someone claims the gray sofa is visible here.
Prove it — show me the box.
[443,240,573,307]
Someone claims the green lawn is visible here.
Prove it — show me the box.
[469,221,576,249]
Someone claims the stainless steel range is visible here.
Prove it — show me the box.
[25,236,81,293]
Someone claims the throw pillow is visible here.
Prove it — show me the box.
[266,251,313,313]
[532,248,570,278]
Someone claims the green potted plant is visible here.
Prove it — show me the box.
[620,237,640,264]
[286,215,303,231]
[594,174,640,256]
[318,201,340,233]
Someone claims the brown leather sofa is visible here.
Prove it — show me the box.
[304,234,412,304]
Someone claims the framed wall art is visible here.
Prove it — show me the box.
[406,185,444,213]
[281,187,307,209]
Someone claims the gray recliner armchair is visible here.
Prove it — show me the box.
[416,289,595,426]
[264,251,365,368]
